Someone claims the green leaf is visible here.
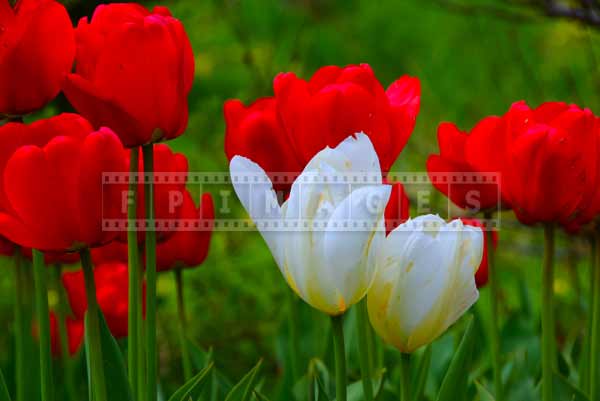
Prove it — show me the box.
[435,315,475,401]
[224,359,263,401]
[167,362,214,401]
[341,370,385,401]
[411,346,431,401]
[373,369,387,401]
[253,391,271,401]
[85,310,133,401]
[0,366,11,401]
[315,373,331,401]
[552,372,589,401]
[475,381,495,401]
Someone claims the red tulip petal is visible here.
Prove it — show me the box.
[3,145,72,250]
[77,128,126,246]
[63,74,148,147]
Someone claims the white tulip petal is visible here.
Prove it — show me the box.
[230,156,283,265]
[321,185,391,310]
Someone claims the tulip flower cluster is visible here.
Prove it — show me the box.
[1,1,213,401]
[428,100,600,401]
[227,65,485,401]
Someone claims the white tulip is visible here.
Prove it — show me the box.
[230,133,391,315]
[367,215,482,353]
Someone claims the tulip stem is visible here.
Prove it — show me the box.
[174,268,192,381]
[143,143,158,401]
[14,250,26,401]
[541,223,555,401]
[484,212,502,401]
[32,249,53,401]
[356,299,374,401]
[331,314,347,401]
[399,353,411,401]
[288,292,300,383]
[52,264,76,401]
[137,246,147,401]
[590,231,600,401]
[80,247,108,401]
[127,147,140,401]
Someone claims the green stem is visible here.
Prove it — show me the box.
[32,249,53,401]
[366,318,376,375]
[590,232,600,401]
[52,264,76,401]
[143,143,157,401]
[356,300,374,401]
[331,314,347,401]
[127,148,140,400]
[80,248,108,401]
[174,268,192,381]
[14,251,26,401]
[399,353,410,401]
[541,224,555,401]
[485,211,502,401]
[137,245,147,401]
[288,292,300,383]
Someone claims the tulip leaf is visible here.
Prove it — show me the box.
[373,369,387,401]
[83,321,93,401]
[0,366,11,401]
[475,381,495,401]
[435,315,475,401]
[315,373,331,401]
[85,310,133,401]
[253,391,272,401]
[342,370,385,401]
[552,372,589,401]
[224,359,263,401]
[167,362,214,401]
[411,345,431,401]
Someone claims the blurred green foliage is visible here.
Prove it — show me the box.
[1,0,599,399]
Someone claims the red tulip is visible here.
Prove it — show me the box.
[460,217,498,288]
[224,98,302,192]
[0,114,127,251]
[49,313,84,357]
[427,119,506,212]
[273,64,420,174]
[0,0,75,116]
[384,181,410,235]
[62,262,142,338]
[62,3,194,147]
[502,101,597,225]
[117,144,188,243]
[156,190,214,272]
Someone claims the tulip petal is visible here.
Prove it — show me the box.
[230,155,283,265]
[3,145,72,250]
[321,184,391,311]
[77,128,126,246]
[63,74,148,147]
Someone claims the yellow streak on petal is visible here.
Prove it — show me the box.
[337,294,347,314]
